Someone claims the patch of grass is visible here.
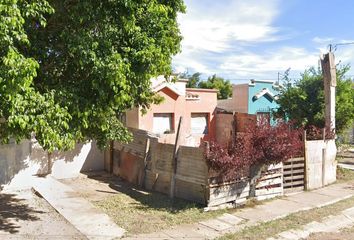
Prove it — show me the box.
[94,189,228,234]
[218,195,354,240]
[337,167,354,183]
[306,224,354,240]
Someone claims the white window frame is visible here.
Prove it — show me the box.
[153,113,174,134]
[191,113,209,134]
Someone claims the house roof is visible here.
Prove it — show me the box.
[153,82,184,96]
[151,75,186,96]
[186,88,219,93]
[253,88,279,100]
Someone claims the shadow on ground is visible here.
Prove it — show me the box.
[86,173,202,213]
[0,193,44,234]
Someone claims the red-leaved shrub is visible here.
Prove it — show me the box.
[205,118,303,182]
[305,125,335,140]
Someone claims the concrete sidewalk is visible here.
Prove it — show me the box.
[33,176,125,240]
[268,206,354,240]
[124,181,354,240]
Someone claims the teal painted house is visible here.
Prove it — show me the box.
[217,79,280,120]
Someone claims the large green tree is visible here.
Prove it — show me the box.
[198,74,232,99]
[185,72,201,88]
[183,73,232,99]
[276,65,354,134]
[0,0,185,151]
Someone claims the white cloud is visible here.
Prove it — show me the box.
[177,0,281,53]
[173,56,212,75]
[173,1,354,81]
[312,37,334,45]
[173,0,285,78]
[312,37,354,70]
[335,45,354,68]
[219,47,319,79]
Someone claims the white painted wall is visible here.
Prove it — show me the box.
[305,140,325,189]
[0,139,104,191]
[305,139,337,190]
[323,139,337,185]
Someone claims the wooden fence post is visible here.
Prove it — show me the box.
[141,138,150,188]
[109,140,114,174]
[170,117,182,199]
[204,141,210,205]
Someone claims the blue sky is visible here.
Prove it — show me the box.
[172,0,354,83]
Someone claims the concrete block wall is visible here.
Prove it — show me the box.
[150,142,174,172]
[175,146,208,204]
[145,142,175,194]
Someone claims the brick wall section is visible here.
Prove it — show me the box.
[215,112,256,145]
[234,112,256,133]
[113,128,158,185]
[216,112,234,145]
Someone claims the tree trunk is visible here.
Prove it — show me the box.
[248,163,264,198]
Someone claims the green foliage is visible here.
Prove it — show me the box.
[199,74,232,99]
[276,65,354,134]
[183,72,232,99]
[185,72,201,88]
[0,0,185,151]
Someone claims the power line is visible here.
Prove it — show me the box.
[329,42,354,52]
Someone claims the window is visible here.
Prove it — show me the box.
[153,113,174,134]
[191,113,209,134]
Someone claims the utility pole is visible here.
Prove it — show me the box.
[320,51,336,133]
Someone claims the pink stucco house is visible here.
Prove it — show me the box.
[125,76,218,147]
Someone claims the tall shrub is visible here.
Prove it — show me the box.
[205,118,303,196]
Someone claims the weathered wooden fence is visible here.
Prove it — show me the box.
[255,163,283,200]
[283,157,305,193]
[109,128,340,207]
[111,128,208,204]
[109,129,289,207]
[207,179,249,207]
[206,164,283,206]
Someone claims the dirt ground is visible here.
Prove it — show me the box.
[60,173,226,235]
[0,189,85,240]
[59,173,123,202]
